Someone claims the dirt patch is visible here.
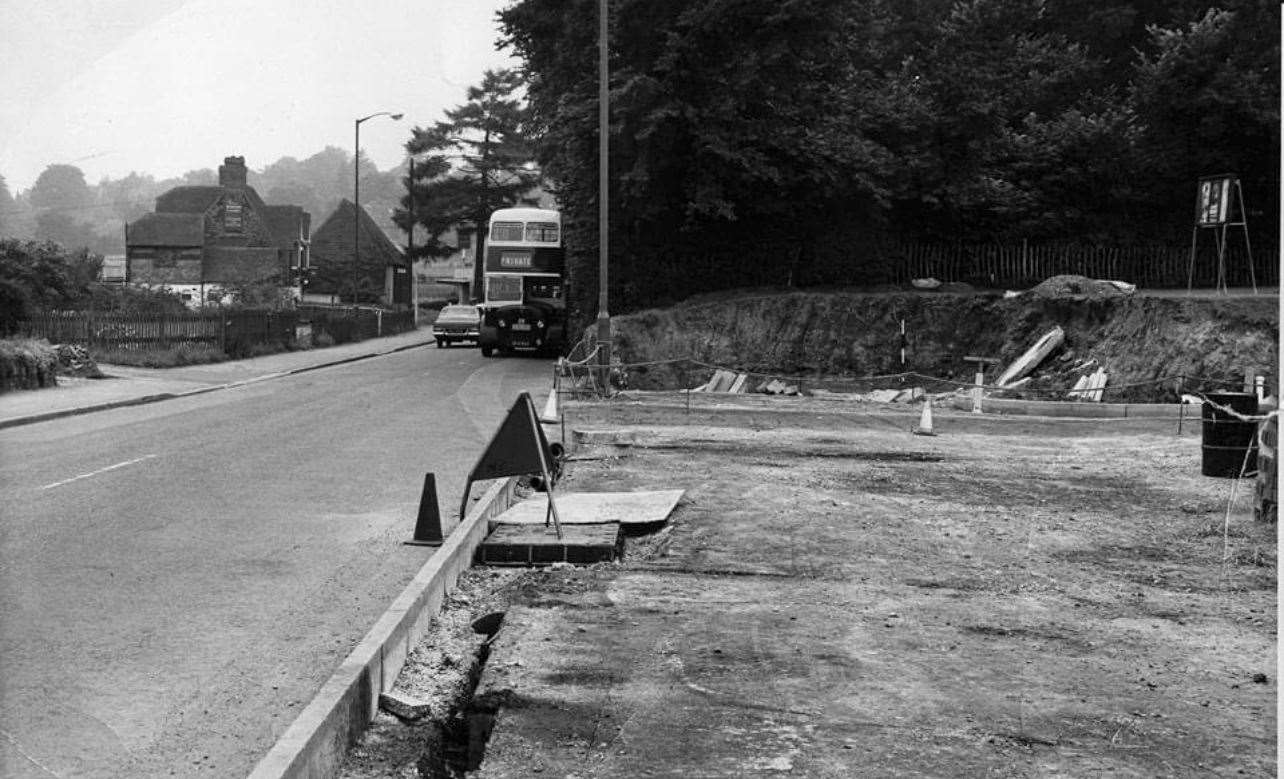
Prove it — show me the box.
[463,397,1275,777]
[347,394,1275,777]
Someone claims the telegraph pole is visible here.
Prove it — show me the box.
[596,0,611,392]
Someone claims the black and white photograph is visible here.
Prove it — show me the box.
[0,1,1278,776]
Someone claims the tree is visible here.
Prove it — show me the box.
[1129,2,1280,239]
[28,164,98,250]
[0,175,13,235]
[396,69,542,301]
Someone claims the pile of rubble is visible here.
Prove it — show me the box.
[689,369,802,396]
[55,344,102,378]
[1025,274,1136,300]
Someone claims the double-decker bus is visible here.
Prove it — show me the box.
[478,207,567,357]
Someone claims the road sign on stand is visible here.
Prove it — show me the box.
[459,392,563,538]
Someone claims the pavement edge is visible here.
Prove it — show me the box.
[0,339,430,431]
[246,476,520,779]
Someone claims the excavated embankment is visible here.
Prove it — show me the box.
[609,291,1278,402]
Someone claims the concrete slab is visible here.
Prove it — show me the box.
[490,489,685,527]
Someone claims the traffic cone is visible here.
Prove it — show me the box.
[540,387,559,423]
[912,397,937,436]
[405,473,446,546]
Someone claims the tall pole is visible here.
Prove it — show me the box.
[408,156,418,325]
[596,0,611,391]
[353,111,404,306]
[353,119,360,306]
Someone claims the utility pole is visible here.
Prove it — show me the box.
[596,0,611,392]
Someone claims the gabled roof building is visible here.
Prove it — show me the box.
[125,156,310,303]
[306,198,409,305]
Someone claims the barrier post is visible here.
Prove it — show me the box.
[963,356,998,415]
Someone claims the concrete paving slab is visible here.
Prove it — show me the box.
[490,489,685,526]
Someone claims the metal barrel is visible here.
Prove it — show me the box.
[1201,392,1260,478]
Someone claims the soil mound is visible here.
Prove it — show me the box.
[1029,274,1130,299]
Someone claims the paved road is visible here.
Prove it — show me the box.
[0,344,551,778]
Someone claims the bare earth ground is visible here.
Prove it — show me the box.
[342,395,1276,778]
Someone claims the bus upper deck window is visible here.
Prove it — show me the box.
[525,222,559,242]
[491,222,523,241]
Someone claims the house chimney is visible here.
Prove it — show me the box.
[219,156,247,188]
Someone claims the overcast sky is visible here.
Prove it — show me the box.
[0,0,518,192]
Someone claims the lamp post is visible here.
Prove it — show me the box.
[354,111,403,305]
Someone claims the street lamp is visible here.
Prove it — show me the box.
[353,111,403,305]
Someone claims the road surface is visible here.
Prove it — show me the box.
[0,345,550,778]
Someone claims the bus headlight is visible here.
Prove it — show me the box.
[498,320,507,328]
[537,320,544,329]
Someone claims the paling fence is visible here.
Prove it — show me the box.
[20,307,417,353]
[834,242,1276,289]
[602,239,1277,316]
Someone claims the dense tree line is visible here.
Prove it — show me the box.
[498,0,1280,320]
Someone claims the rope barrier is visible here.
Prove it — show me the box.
[564,355,1260,400]
[552,342,1271,408]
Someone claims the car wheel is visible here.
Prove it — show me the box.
[436,339,444,348]
[481,346,493,357]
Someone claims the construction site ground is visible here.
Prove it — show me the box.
[341,393,1277,778]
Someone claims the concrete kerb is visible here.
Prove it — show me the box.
[247,475,521,779]
[585,391,1188,420]
[0,339,431,431]
[946,394,1187,418]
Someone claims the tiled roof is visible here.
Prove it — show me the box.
[126,213,204,246]
[155,186,224,214]
[311,199,403,266]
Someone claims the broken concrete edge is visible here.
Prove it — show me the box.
[246,475,521,779]
[0,339,431,430]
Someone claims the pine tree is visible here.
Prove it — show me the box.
[396,69,541,302]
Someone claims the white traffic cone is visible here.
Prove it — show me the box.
[912,397,937,436]
[540,387,560,423]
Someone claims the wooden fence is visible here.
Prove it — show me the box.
[884,242,1276,289]
[19,307,420,354]
[21,312,229,351]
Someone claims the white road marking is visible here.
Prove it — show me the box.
[40,454,159,490]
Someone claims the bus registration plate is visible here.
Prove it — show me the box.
[511,323,532,331]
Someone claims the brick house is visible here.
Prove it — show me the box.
[124,156,310,306]
[306,199,409,306]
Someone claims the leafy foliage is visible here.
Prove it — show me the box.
[0,239,186,333]
[499,0,1280,321]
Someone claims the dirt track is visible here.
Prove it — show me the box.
[343,395,1276,777]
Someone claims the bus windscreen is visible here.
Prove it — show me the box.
[490,222,523,241]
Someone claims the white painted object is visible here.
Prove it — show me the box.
[996,327,1065,387]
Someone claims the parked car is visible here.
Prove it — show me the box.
[431,304,482,348]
